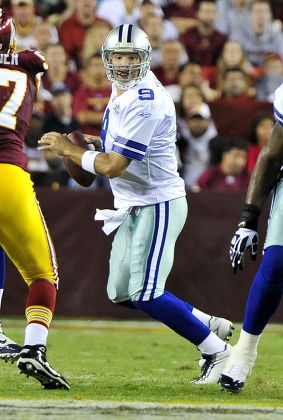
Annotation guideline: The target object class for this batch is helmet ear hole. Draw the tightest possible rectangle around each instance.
[102,24,152,90]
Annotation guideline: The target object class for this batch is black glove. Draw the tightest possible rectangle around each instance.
[230,204,260,273]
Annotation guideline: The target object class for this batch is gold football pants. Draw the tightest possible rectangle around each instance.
[0,164,58,286]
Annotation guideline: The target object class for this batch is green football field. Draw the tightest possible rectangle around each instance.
[0,319,282,419]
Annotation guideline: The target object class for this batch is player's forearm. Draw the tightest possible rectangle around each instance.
[82,151,130,178]
[246,123,283,210]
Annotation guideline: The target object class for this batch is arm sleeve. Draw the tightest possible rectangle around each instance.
[112,100,160,161]
[273,83,283,126]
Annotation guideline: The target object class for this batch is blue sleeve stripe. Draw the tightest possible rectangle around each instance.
[112,144,144,160]
[116,136,147,152]
[274,106,283,126]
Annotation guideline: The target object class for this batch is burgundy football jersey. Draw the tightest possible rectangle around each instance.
[0,50,47,170]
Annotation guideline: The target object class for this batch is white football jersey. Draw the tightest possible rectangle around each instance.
[100,70,185,208]
[274,83,283,126]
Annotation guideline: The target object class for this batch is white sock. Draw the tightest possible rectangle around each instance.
[198,332,226,355]
[192,308,211,325]
[236,329,261,353]
[24,323,48,346]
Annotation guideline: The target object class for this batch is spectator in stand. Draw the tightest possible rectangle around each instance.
[59,0,110,68]
[96,0,140,27]
[215,0,251,38]
[42,43,81,96]
[142,13,181,69]
[82,21,110,64]
[139,0,178,40]
[33,19,59,52]
[247,113,275,173]
[179,62,220,103]
[153,40,187,103]
[177,97,218,189]
[181,0,227,67]
[47,0,76,28]
[256,54,283,102]
[72,53,111,136]
[217,67,255,99]
[217,41,256,85]
[162,0,197,35]
[43,82,79,135]
[231,0,283,67]
[197,140,250,192]
[11,0,43,50]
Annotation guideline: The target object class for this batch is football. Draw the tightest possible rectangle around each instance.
[64,131,96,187]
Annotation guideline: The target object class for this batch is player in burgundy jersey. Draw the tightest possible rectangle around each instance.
[0,9,69,389]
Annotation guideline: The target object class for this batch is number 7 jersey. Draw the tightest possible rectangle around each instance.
[0,49,48,170]
[101,70,185,208]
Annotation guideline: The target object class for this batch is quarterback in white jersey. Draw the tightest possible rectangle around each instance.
[39,24,234,385]
[103,69,185,208]
[220,82,283,392]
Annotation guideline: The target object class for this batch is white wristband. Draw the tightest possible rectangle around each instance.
[81,150,101,174]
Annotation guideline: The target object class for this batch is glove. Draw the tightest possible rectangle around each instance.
[230,203,260,273]
[230,228,258,273]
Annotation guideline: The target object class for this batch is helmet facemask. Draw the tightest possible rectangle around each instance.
[102,25,152,90]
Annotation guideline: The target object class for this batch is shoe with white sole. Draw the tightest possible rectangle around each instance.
[17,345,70,390]
[193,344,232,384]
[219,345,257,392]
[208,316,234,341]
[0,321,22,363]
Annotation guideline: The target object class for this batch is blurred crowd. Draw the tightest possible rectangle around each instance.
[3,0,283,191]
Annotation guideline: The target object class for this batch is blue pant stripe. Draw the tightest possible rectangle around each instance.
[149,201,169,299]
[140,204,160,301]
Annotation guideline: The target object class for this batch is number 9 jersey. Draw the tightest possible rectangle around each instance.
[0,49,48,170]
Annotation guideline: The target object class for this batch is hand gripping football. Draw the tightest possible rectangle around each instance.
[64,131,96,187]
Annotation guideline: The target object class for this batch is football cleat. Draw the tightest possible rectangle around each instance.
[192,344,232,384]
[219,373,245,392]
[208,316,234,342]
[17,345,70,390]
[219,345,257,392]
[198,317,234,369]
[0,321,22,363]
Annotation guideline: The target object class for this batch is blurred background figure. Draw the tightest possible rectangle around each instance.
[217,41,255,86]
[181,0,227,66]
[153,39,187,103]
[72,53,111,136]
[256,54,283,102]
[42,43,81,96]
[59,0,110,68]
[162,0,197,34]
[177,99,218,189]
[217,67,254,99]
[246,112,275,173]
[11,0,43,50]
[43,82,79,134]
[197,139,250,191]
[231,0,283,67]
[215,0,251,38]
[142,13,179,68]
[33,18,59,52]
[178,62,219,103]
[82,21,110,63]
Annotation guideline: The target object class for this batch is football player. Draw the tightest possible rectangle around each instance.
[39,24,234,384]
[0,10,69,389]
[0,247,22,361]
[220,83,283,392]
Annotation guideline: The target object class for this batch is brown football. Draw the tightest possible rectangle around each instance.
[64,131,96,187]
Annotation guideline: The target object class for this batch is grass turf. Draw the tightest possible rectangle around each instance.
[0,319,282,405]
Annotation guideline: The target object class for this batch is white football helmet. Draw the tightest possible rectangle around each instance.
[102,24,152,90]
